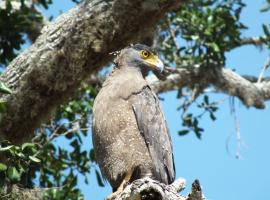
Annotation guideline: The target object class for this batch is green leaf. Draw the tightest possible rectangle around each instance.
[204,95,209,105]
[29,156,41,163]
[0,82,12,94]
[95,169,104,187]
[194,131,202,140]
[0,100,7,113]
[70,139,79,149]
[0,163,7,171]
[191,35,199,40]
[178,130,190,136]
[210,43,220,52]
[260,5,270,12]
[210,112,217,121]
[7,167,20,182]
[89,149,96,162]
[194,118,198,127]
[17,152,25,158]
[22,142,36,151]
[64,106,73,113]
[0,172,5,187]
[262,24,270,37]
[0,145,14,151]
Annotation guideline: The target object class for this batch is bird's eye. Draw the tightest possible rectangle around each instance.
[140,50,150,58]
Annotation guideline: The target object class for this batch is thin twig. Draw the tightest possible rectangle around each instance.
[166,17,180,50]
[257,56,270,83]
[230,98,242,159]
[239,36,267,47]
[35,120,89,157]
[165,15,181,63]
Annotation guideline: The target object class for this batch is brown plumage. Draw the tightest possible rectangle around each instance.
[92,44,175,196]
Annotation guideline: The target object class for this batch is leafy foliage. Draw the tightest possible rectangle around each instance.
[0,141,40,187]
[0,0,52,66]
[262,24,270,49]
[33,83,101,199]
[159,0,247,66]
[178,95,218,139]
[0,79,100,199]
[0,84,41,192]
[0,82,12,94]
[157,0,269,138]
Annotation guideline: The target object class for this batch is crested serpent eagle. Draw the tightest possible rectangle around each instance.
[92,44,175,199]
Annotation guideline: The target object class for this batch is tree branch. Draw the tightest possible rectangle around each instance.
[0,178,203,200]
[0,184,46,200]
[0,0,186,144]
[114,177,204,200]
[147,64,269,109]
[239,36,268,48]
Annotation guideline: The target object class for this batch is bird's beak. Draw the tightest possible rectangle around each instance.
[145,55,164,73]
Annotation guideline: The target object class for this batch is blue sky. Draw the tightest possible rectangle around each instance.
[41,1,270,199]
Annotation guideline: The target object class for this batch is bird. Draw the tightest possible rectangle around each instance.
[92,44,175,199]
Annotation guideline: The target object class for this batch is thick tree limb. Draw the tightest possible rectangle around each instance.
[147,65,269,109]
[0,178,203,200]
[0,0,186,144]
[0,184,45,200]
[113,177,204,200]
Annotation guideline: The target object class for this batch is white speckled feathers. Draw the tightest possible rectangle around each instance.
[92,57,175,190]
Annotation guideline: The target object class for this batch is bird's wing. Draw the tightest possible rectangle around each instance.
[130,85,175,184]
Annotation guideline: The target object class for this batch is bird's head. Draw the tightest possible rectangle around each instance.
[114,44,164,75]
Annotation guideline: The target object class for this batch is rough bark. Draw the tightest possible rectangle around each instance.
[113,177,204,200]
[147,65,269,109]
[0,184,45,200]
[0,178,204,200]
[0,0,186,144]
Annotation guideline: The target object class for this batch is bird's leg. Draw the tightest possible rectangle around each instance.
[106,170,133,200]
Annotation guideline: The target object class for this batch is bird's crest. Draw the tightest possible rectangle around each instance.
[109,50,121,68]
